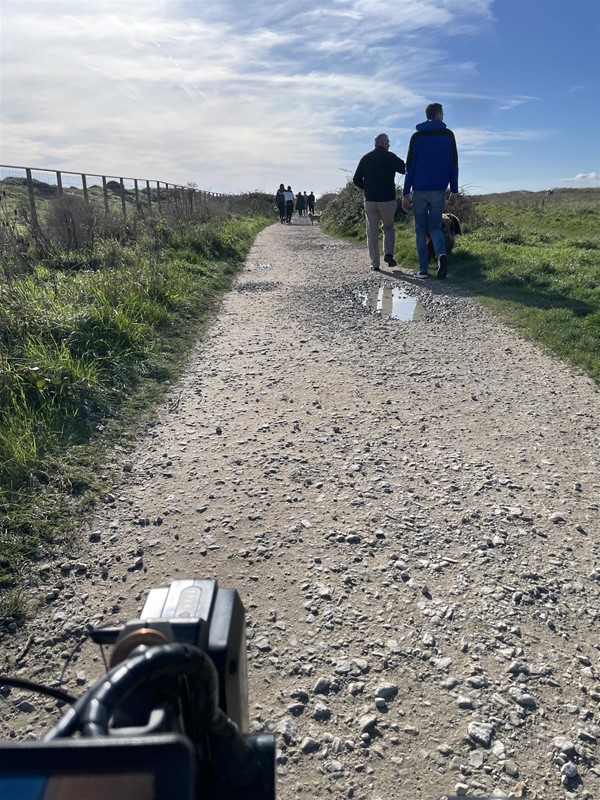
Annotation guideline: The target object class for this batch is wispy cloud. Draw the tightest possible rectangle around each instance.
[457,127,542,155]
[463,150,512,158]
[560,172,600,186]
[497,96,539,111]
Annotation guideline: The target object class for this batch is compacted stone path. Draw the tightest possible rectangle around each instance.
[1,220,599,799]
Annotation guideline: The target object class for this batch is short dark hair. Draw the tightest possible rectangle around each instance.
[425,103,443,120]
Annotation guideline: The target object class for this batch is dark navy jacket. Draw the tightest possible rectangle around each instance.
[403,119,459,195]
[353,146,406,202]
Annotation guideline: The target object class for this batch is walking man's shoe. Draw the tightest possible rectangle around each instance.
[371,266,380,271]
[437,253,448,280]
[384,254,397,267]
[414,271,429,279]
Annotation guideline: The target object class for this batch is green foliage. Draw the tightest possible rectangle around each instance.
[0,186,270,608]
[0,587,26,624]
[320,181,367,238]
[447,198,600,381]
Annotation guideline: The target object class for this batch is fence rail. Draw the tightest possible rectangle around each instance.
[0,164,227,224]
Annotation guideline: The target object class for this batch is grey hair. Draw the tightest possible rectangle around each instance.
[374,133,389,146]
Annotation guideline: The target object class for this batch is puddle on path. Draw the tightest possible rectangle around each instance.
[358,285,428,321]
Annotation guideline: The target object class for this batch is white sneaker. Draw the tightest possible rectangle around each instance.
[414,271,429,279]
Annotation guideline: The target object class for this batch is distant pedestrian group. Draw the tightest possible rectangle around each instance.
[274,185,315,224]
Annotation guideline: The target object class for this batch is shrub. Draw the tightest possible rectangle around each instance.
[320,180,365,234]
[43,194,102,250]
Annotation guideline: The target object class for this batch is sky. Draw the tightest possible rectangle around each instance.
[1,0,599,197]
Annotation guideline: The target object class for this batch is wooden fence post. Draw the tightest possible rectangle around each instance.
[56,171,63,195]
[156,181,162,211]
[102,176,109,214]
[146,180,152,209]
[25,168,38,227]
[82,174,88,203]
[119,178,127,217]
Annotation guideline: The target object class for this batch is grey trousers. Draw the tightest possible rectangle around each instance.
[364,199,397,268]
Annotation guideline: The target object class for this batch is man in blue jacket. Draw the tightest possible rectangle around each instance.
[353,133,405,271]
[402,103,459,279]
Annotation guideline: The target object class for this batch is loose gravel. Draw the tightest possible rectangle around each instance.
[1,220,599,800]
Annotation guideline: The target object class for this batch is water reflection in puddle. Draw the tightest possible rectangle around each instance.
[359,285,428,321]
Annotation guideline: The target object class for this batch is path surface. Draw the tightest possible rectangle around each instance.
[2,220,599,799]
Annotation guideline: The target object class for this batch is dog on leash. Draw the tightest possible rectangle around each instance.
[308,212,322,225]
[426,213,462,262]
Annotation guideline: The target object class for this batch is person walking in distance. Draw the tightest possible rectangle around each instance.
[295,190,306,219]
[401,102,459,280]
[283,186,295,224]
[353,133,405,271]
[307,191,315,214]
[275,183,286,224]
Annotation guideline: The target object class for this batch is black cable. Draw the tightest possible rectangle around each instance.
[0,675,77,705]
[79,644,220,738]
[42,643,262,788]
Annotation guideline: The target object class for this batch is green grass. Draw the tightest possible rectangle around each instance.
[0,187,273,620]
[323,184,600,384]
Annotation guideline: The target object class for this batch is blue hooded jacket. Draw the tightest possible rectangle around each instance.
[403,119,459,195]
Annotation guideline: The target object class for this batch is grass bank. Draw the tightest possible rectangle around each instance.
[0,185,273,621]
[322,184,600,383]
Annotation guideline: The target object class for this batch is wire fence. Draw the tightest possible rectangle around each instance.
[0,164,227,225]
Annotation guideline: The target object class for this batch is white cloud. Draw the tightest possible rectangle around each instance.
[463,150,512,158]
[559,172,600,187]
[497,96,539,111]
[438,91,539,111]
[456,127,542,155]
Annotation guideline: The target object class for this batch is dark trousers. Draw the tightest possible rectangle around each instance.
[285,201,294,223]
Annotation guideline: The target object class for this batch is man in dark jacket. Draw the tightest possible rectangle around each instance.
[402,103,459,280]
[274,183,286,224]
[353,133,405,271]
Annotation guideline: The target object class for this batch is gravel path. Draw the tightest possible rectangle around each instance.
[1,220,599,799]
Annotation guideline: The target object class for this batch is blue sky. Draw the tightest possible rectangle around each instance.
[1,0,599,196]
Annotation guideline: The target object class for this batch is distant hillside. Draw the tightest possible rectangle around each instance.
[472,187,600,205]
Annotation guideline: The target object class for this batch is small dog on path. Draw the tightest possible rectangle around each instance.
[308,212,322,225]
[427,212,462,262]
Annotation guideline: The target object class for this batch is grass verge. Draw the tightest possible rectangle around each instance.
[0,188,272,623]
